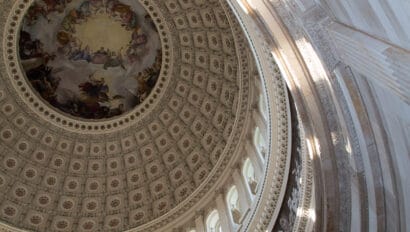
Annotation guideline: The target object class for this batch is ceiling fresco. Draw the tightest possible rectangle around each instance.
[19,0,162,119]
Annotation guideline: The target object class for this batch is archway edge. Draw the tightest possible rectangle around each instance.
[225,1,345,231]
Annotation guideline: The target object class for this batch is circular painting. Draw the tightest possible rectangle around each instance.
[19,0,162,120]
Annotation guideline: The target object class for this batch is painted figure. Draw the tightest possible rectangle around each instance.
[89,0,104,13]
[134,50,161,103]
[78,1,92,17]
[61,10,83,32]
[70,45,92,62]
[25,3,48,25]
[43,0,72,13]
[26,65,60,103]
[90,47,110,64]
[20,31,55,69]
[103,49,125,70]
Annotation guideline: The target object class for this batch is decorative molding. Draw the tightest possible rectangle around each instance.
[224,1,294,231]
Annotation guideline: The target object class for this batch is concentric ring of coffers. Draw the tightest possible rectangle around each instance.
[0,0,253,231]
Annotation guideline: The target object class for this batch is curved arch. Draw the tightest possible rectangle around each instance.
[243,158,258,195]
[206,210,223,232]
[253,126,266,159]
[259,93,268,121]
[226,185,241,224]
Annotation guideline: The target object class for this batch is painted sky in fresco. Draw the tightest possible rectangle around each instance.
[19,0,162,119]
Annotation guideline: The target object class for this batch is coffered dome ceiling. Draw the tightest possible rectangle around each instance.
[0,0,288,231]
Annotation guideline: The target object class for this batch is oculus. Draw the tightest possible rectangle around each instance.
[19,0,162,119]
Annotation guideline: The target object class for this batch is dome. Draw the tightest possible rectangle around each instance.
[1,0,409,232]
[0,0,290,231]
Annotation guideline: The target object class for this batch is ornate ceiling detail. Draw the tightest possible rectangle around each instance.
[20,0,162,120]
[0,0,266,231]
[4,0,172,132]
